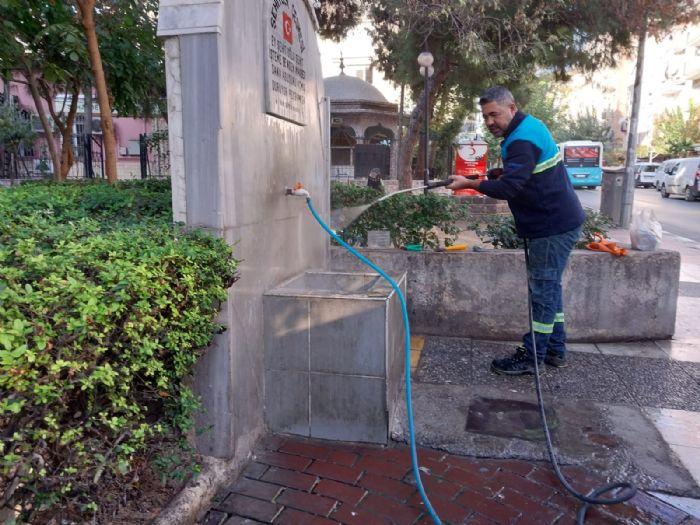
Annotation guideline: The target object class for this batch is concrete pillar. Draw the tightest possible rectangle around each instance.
[158,0,329,458]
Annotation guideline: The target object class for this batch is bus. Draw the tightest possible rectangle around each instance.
[558,140,604,188]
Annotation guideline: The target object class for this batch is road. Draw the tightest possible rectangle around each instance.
[575,187,700,244]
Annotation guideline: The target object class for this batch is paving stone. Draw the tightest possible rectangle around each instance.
[455,488,522,523]
[327,449,359,466]
[413,336,472,384]
[407,491,472,524]
[278,440,331,461]
[274,508,337,525]
[200,510,228,525]
[404,471,461,500]
[306,459,363,484]
[357,472,416,501]
[216,494,281,523]
[229,478,282,501]
[544,352,636,404]
[256,450,312,471]
[355,455,412,480]
[313,478,366,505]
[331,502,393,525]
[360,493,424,525]
[260,466,317,492]
[223,517,265,525]
[495,487,563,523]
[605,355,700,410]
[275,488,336,516]
[242,462,269,480]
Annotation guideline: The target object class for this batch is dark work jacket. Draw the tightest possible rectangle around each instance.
[479,111,585,239]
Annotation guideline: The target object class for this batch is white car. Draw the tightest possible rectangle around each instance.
[659,157,700,201]
[634,162,660,188]
[654,160,675,191]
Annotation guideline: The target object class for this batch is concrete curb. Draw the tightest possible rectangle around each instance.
[153,431,261,525]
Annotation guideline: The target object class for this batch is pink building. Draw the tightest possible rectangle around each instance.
[0,76,159,180]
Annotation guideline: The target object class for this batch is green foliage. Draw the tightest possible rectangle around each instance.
[515,77,568,142]
[561,107,614,147]
[470,207,612,249]
[331,183,469,248]
[95,0,166,118]
[330,180,383,209]
[469,214,523,249]
[0,104,36,152]
[314,0,363,42]
[578,207,614,248]
[652,102,700,157]
[0,180,237,522]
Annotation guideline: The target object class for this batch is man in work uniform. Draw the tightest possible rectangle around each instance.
[448,86,585,375]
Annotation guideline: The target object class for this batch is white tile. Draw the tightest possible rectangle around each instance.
[670,444,700,487]
[649,492,700,518]
[644,407,700,448]
[567,343,600,354]
[673,297,700,344]
[596,342,670,359]
[655,341,700,363]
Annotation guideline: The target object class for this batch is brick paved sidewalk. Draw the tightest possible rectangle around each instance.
[199,435,700,525]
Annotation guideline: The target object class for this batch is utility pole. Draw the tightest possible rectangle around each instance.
[621,23,647,228]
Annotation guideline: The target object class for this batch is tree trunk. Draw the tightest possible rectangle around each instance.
[23,69,61,180]
[397,69,448,189]
[77,0,118,183]
[58,86,80,181]
[621,23,646,228]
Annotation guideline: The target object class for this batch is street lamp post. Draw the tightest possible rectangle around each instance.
[417,51,434,194]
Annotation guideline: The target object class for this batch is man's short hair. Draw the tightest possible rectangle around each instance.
[479,86,515,106]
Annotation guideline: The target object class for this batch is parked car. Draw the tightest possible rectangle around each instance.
[634,162,660,188]
[659,157,700,201]
[654,160,675,191]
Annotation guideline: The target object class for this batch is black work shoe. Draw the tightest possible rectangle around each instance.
[544,351,568,368]
[490,347,545,376]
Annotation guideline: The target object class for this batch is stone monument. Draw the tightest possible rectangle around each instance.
[157,0,329,459]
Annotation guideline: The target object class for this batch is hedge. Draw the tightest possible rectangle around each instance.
[0,180,237,522]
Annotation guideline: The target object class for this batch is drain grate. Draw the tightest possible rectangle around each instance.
[465,397,558,441]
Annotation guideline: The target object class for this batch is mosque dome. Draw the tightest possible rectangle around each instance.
[324,74,389,104]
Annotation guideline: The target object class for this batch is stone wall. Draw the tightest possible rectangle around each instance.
[331,247,680,342]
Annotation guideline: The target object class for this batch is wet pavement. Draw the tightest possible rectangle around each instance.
[198,435,699,525]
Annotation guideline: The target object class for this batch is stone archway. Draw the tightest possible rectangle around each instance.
[330,125,357,180]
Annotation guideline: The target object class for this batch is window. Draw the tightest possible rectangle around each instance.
[126,139,140,156]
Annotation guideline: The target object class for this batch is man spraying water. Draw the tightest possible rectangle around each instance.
[448,86,585,375]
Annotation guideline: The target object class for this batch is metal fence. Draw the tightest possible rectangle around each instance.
[139,131,170,179]
[1,131,171,182]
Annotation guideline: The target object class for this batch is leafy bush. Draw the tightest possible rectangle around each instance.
[470,207,613,249]
[330,180,383,209]
[0,180,237,522]
[331,183,469,249]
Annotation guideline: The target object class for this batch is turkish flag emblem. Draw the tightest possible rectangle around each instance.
[282,12,293,44]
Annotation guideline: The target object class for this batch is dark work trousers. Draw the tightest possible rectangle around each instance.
[522,224,583,360]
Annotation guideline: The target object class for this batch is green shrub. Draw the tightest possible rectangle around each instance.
[330,181,383,209]
[469,207,613,249]
[0,180,237,522]
[331,183,469,249]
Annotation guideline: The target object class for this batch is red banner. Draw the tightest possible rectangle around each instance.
[453,141,488,196]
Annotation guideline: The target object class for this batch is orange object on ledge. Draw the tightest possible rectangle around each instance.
[585,233,628,256]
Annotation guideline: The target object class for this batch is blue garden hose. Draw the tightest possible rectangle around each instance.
[304,195,442,525]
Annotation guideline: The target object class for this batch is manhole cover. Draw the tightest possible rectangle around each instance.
[466,397,558,441]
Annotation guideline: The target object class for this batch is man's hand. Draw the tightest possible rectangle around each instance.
[446,175,482,191]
